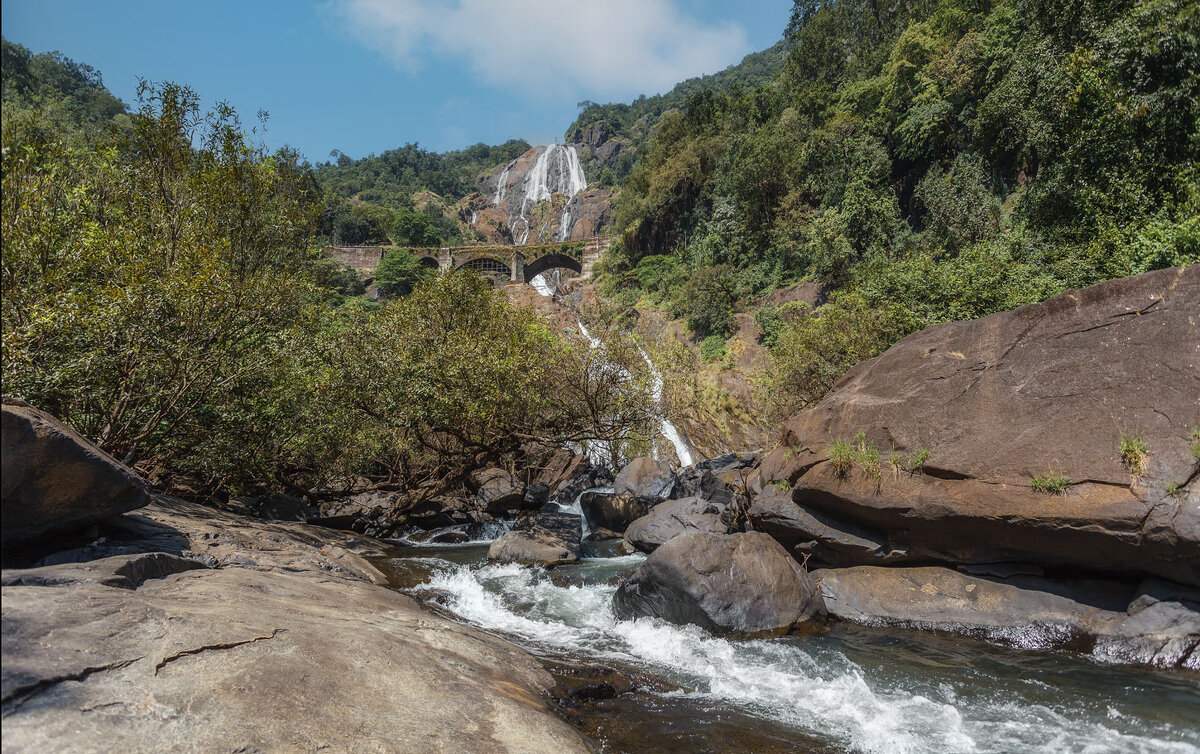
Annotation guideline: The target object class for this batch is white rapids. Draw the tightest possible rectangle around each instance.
[409,556,1200,754]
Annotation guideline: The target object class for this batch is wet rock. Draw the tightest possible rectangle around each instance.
[813,566,1200,668]
[243,493,309,522]
[780,267,1200,585]
[613,531,826,638]
[579,492,658,534]
[696,452,760,475]
[470,467,527,515]
[614,457,675,499]
[748,485,906,567]
[405,495,473,529]
[2,398,148,553]
[488,509,582,568]
[623,496,730,554]
[551,460,614,506]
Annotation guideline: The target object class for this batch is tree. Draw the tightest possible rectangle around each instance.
[392,207,441,246]
[681,265,736,337]
[375,250,434,297]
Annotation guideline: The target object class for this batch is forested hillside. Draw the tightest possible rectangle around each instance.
[313,139,531,245]
[567,41,788,186]
[596,0,1199,418]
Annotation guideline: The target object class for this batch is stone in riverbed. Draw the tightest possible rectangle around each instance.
[579,491,658,534]
[813,565,1200,668]
[622,496,730,554]
[614,457,675,499]
[1,397,148,554]
[613,531,826,638]
[488,508,582,567]
[470,467,528,515]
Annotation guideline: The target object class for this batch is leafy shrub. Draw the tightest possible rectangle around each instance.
[681,265,736,337]
[700,335,727,362]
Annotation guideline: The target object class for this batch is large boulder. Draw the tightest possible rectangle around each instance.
[613,531,826,637]
[748,485,906,567]
[579,491,658,534]
[1,398,148,553]
[779,267,1200,585]
[813,566,1199,668]
[1,496,589,752]
[487,508,582,568]
[614,457,675,499]
[622,496,731,554]
[470,467,528,515]
[670,467,734,506]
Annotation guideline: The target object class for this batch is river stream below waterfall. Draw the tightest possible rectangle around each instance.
[371,515,1200,754]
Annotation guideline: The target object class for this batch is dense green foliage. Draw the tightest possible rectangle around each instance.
[1,50,653,502]
[375,250,435,297]
[2,37,126,135]
[598,0,1199,416]
[314,140,531,246]
[568,42,788,187]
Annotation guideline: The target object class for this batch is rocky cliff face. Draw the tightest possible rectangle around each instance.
[460,144,614,245]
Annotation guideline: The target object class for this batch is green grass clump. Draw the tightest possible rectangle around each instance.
[1031,471,1072,495]
[855,432,881,483]
[907,448,931,473]
[770,479,792,492]
[829,439,855,478]
[1166,482,1184,497]
[888,449,903,479]
[1190,429,1200,462]
[1119,433,1149,476]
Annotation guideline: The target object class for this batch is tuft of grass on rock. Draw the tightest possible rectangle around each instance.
[1119,433,1150,476]
[1166,482,1184,497]
[1031,471,1071,495]
[770,479,792,492]
[829,439,855,478]
[888,449,903,479]
[1190,429,1200,462]
[907,448,931,473]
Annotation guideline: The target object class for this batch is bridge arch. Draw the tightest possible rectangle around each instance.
[523,253,583,283]
[417,255,439,269]
[457,257,512,278]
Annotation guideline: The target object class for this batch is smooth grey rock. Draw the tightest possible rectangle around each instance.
[613,531,826,637]
[623,496,729,554]
[614,457,675,499]
[488,509,582,568]
[580,492,657,534]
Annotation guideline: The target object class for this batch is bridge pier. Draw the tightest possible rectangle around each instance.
[510,253,525,283]
[438,248,452,272]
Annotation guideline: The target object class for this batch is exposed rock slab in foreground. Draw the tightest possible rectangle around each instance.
[768,266,1200,584]
[614,531,826,638]
[814,566,1200,668]
[1,498,590,752]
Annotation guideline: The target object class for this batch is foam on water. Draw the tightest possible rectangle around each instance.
[411,560,1200,754]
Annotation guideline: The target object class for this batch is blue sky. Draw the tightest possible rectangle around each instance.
[2,1,792,163]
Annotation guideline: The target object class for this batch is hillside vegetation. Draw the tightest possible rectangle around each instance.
[593,0,1199,419]
[1,40,654,503]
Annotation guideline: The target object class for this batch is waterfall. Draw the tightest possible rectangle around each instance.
[639,348,695,466]
[492,162,514,205]
[576,318,695,467]
[509,144,588,246]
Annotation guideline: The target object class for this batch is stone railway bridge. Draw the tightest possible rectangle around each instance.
[328,236,611,284]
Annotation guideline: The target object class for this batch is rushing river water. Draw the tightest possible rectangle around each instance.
[375,520,1200,753]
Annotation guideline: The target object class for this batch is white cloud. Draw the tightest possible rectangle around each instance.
[330,0,751,100]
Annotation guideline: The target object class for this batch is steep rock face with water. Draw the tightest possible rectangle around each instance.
[463,144,613,245]
[759,266,1200,585]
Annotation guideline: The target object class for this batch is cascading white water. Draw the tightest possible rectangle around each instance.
[408,558,1197,754]
[575,319,695,467]
[639,348,694,466]
[492,162,514,205]
[510,144,587,246]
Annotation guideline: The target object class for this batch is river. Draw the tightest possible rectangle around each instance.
[372,503,1200,753]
